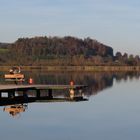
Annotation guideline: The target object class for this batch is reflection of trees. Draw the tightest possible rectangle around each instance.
[114,72,140,82]
[0,71,139,97]
[22,71,140,97]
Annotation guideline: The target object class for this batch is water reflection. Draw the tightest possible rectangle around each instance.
[0,71,140,95]
[0,71,140,118]
[0,87,88,118]
[22,71,140,96]
[3,104,28,118]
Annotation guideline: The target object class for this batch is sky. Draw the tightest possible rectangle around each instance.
[0,0,140,55]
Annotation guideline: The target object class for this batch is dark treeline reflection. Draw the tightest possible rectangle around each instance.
[23,71,140,96]
[0,71,140,97]
[0,71,140,118]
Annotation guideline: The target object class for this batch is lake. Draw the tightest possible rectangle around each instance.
[0,71,140,140]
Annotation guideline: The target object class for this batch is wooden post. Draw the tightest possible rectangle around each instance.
[23,90,28,102]
[36,89,41,98]
[8,90,15,98]
[69,89,74,99]
[48,89,53,98]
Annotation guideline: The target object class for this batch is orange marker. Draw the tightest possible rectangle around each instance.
[29,78,33,84]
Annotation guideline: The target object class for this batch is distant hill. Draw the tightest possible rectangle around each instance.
[9,36,113,65]
[11,36,113,57]
[0,36,139,66]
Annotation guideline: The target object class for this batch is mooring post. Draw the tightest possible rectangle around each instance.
[8,90,15,98]
[48,89,53,98]
[23,90,28,102]
[36,89,41,98]
[69,89,75,99]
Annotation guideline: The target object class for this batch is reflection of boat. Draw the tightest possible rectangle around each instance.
[0,85,88,118]
[4,66,24,80]
[3,104,27,117]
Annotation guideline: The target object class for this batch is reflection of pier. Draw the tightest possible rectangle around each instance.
[0,84,88,106]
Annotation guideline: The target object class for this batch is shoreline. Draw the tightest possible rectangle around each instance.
[0,66,140,72]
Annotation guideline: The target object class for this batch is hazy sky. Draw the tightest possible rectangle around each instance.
[0,0,140,55]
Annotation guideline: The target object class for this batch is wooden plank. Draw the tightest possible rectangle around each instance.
[4,74,24,79]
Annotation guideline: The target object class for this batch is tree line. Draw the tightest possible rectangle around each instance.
[0,36,139,66]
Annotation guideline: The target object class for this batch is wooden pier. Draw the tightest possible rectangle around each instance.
[0,84,88,105]
[0,84,87,92]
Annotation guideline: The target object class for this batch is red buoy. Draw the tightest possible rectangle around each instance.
[29,78,33,84]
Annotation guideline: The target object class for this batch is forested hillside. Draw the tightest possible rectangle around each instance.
[0,36,139,66]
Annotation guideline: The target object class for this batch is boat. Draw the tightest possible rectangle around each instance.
[4,73,24,79]
[4,66,24,81]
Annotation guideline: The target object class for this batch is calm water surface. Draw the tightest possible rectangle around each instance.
[0,71,140,140]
